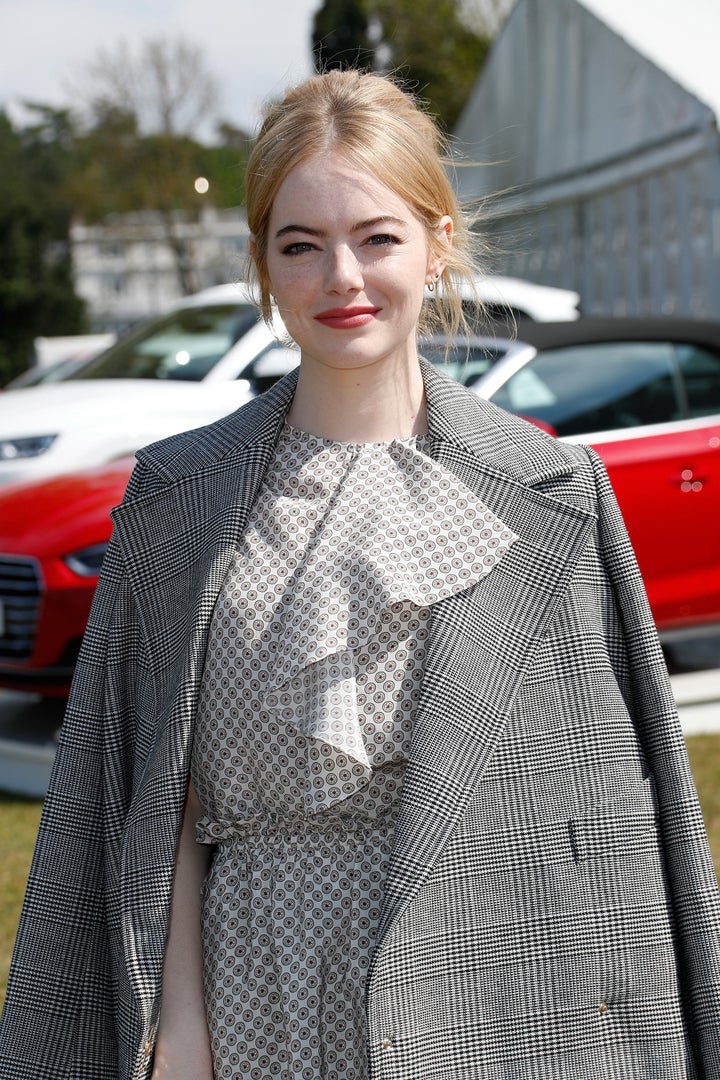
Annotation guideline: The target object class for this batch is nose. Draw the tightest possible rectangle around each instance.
[324,244,363,293]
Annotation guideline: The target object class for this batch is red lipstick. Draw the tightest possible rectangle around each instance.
[313,306,380,329]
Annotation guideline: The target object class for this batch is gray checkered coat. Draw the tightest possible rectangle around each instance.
[2,361,719,1079]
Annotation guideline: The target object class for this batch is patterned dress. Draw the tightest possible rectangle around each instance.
[191,424,516,1079]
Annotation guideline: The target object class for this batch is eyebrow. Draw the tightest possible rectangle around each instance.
[274,215,408,239]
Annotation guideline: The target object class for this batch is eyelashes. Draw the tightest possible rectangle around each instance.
[365,233,401,246]
[280,234,402,256]
[281,241,315,255]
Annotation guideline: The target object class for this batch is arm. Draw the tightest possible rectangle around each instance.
[151,782,214,1080]
[588,447,720,1066]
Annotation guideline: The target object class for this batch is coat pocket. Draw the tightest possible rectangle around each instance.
[568,774,660,865]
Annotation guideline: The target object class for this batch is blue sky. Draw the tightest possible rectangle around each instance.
[1,0,718,136]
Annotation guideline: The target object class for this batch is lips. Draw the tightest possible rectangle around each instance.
[313,306,380,329]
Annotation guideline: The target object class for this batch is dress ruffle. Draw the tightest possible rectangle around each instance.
[252,432,517,808]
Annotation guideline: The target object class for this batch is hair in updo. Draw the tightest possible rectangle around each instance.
[245,69,483,338]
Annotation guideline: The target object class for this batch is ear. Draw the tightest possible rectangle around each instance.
[426,216,454,282]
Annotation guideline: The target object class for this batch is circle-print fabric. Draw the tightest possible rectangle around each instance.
[191,424,516,1078]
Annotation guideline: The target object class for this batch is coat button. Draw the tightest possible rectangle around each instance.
[382,1037,393,1050]
[598,1002,609,1015]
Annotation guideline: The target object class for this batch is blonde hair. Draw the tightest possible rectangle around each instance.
[245,69,483,338]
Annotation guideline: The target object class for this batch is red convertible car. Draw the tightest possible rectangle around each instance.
[1,317,718,696]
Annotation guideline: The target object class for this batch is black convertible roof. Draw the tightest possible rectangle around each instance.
[513,316,720,351]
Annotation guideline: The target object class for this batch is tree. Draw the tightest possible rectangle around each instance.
[311,0,496,130]
[313,0,375,71]
[69,37,233,295]
[81,36,219,138]
[0,38,254,380]
[0,108,86,384]
[375,0,492,130]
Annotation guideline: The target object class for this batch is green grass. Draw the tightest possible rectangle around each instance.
[686,733,720,880]
[1,734,720,1007]
[0,794,43,999]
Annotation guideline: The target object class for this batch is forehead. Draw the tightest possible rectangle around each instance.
[269,154,419,227]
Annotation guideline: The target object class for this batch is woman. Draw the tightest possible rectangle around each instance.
[2,70,719,1080]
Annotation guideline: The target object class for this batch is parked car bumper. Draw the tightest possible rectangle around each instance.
[0,553,101,697]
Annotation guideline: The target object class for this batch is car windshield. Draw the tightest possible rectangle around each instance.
[421,338,509,386]
[65,303,259,382]
[6,355,91,389]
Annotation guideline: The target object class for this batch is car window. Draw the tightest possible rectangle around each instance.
[490,342,684,436]
[65,304,259,382]
[420,341,507,386]
[235,345,299,395]
[676,344,720,418]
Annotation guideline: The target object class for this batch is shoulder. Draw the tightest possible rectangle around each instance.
[125,368,299,497]
[422,358,590,486]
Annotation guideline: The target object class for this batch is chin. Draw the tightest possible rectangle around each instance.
[304,339,418,372]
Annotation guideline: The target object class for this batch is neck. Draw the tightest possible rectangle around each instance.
[286,354,427,442]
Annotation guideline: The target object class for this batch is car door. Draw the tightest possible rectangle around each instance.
[484,339,720,632]
[592,419,720,629]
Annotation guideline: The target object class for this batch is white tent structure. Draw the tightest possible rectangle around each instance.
[453,0,720,319]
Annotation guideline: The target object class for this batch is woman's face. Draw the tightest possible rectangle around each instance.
[263,154,451,378]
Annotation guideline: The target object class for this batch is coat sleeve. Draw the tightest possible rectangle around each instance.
[588,447,720,1070]
[0,464,155,1080]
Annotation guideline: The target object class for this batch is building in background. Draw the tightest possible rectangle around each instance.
[453,0,720,319]
[71,205,250,333]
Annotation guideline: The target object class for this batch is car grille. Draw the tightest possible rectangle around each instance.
[0,556,42,662]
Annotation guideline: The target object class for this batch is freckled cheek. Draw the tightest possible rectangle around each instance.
[268,269,317,313]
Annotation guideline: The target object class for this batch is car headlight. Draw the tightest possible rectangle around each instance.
[0,435,58,460]
[64,543,109,577]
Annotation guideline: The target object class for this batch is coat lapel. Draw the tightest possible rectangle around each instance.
[110,372,299,716]
[374,362,597,948]
[110,373,298,1014]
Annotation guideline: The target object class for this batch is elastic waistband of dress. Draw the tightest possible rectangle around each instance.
[196,810,394,846]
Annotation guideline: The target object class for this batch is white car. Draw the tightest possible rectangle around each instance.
[449,274,580,323]
[0,277,577,485]
[33,333,118,369]
[0,287,297,485]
